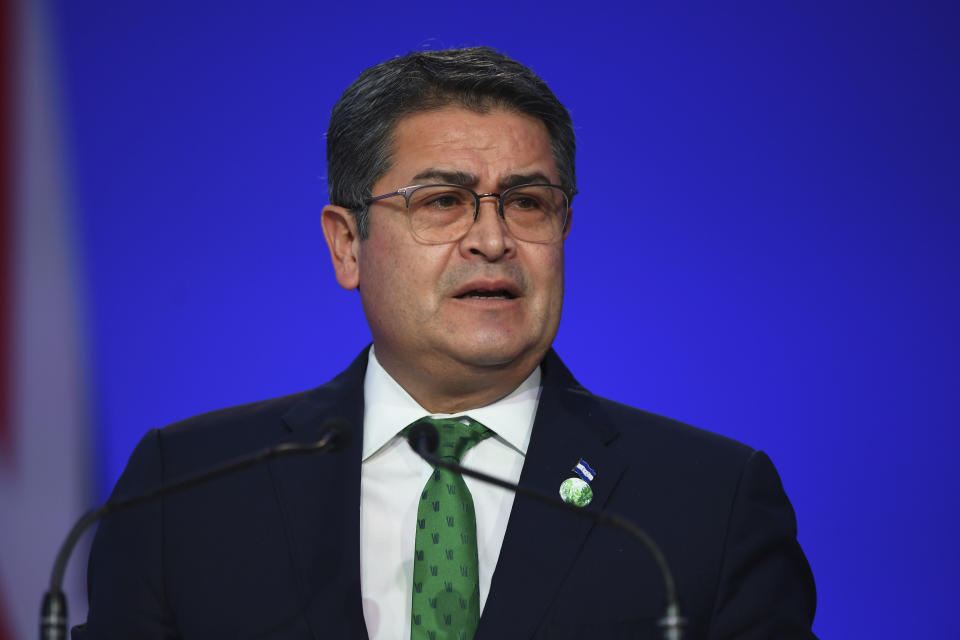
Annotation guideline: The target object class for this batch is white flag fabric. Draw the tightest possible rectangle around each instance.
[0,0,92,637]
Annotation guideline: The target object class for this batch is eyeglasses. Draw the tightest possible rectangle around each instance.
[364,183,574,244]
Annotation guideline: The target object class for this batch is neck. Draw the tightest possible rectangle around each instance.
[375,349,542,414]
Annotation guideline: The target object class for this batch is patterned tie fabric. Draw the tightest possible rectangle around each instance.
[408,417,492,640]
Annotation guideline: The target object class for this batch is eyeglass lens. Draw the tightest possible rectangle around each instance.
[406,185,568,243]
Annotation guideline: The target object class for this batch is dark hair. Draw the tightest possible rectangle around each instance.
[326,47,576,238]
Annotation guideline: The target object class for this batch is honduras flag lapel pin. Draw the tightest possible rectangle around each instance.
[559,458,596,507]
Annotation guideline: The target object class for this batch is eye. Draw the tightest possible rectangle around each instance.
[425,194,462,209]
[413,187,471,211]
[505,193,546,211]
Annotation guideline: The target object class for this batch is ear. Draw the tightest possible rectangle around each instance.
[321,204,361,290]
[562,207,573,241]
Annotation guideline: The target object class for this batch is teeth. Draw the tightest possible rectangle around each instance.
[462,290,511,299]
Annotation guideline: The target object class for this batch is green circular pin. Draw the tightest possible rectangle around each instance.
[559,477,593,507]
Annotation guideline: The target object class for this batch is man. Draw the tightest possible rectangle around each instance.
[76,48,816,639]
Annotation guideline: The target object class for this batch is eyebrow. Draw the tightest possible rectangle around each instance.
[497,172,552,191]
[409,168,554,191]
[411,169,478,186]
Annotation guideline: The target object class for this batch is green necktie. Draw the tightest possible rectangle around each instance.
[409,417,492,640]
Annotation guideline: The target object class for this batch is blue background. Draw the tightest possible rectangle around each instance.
[50,1,959,637]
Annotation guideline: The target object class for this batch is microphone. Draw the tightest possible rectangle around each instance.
[406,419,439,457]
[40,418,352,640]
[406,420,685,640]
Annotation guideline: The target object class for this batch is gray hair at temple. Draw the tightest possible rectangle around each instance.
[326,47,577,239]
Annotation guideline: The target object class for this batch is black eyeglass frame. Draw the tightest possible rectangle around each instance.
[363,182,577,244]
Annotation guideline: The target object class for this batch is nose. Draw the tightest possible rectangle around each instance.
[458,197,515,261]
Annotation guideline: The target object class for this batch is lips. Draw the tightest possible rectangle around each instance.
[452,279,521,300]
[457,289,516,299]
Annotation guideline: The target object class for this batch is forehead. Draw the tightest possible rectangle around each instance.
[382,106,558,186]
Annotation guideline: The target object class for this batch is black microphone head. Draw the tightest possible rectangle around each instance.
[407,420,439,455]
[319,418,352,452]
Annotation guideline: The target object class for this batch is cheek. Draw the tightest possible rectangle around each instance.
[360,221,411,283]
[538,248,566,296]
[546,252,567,321]
[358,235,450,317]
[524,247,566,324]
[357,238,402,317]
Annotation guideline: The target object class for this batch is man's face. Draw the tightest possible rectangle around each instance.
[346,106,569,387]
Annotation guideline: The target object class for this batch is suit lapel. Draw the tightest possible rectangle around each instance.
[477,351,628,638]
[268,349,371,639]
[263,348,623,639]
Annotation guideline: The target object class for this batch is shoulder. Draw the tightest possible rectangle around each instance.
[117,348,370,491]
[542,349,756,471]
[583,392,772,523]
[592,393,756,469]
[161,388,317,452]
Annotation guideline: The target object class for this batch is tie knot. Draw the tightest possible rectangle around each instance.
[416,417,491,463]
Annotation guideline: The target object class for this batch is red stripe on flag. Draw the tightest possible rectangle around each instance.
[0,0,15,633]
[0,0,11,464]
[0,581,12,640]
[0,0,14,632]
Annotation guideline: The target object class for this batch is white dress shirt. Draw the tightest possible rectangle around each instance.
[359,348,540,640]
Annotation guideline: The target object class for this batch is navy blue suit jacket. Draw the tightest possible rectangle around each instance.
[75,349,816,638]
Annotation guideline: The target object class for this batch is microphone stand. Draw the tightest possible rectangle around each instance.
[40,422,349,640]
[409,425,685,640]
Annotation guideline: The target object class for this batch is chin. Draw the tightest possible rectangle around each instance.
[448,338,544,371]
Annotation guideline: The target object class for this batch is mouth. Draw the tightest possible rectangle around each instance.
[452,280,521,300]
[454,288,517,300]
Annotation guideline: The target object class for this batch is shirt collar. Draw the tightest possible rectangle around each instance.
[362,347,541,461]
